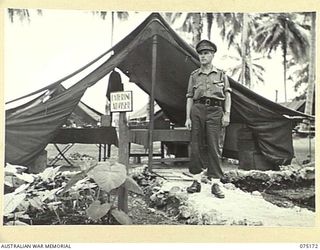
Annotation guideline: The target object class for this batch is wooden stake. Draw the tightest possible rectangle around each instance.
[118,112,129,212]
[118,112,129,166]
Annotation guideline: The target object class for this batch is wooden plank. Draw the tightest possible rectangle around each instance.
[51,127,118,145]
[153,171,193,178]
[162,177,193,181]
[152,165,189,170]
[129,153,162,157]
[129,129,191,144]
[154,173,181,177]
[152,157,190,163]
[152,130,191,142]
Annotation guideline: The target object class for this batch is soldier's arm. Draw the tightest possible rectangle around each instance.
[222,74,231,127]
[223,74,232,114]
[186,98,194,120]
[185,74,195,129]
[224,92,231,114]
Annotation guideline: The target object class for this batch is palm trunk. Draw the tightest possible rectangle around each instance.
[283,21,288,102]
[248,48,253,88]
[206,13,213,40]
[304,12,316,117]
[283,50,287,102]
[191,13,202,47]
[300,12,316,161]
[241,13,248,85]
[111,11,114,46]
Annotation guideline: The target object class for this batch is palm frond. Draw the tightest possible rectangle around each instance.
[206,13,213,39]
[235,43,242,56]
[8,8,31,23]
[226,31,237,48]
[252,56,265,61]
[116,12,129,21]
[269,24,283,47]
[222,55,241,61]
[252,63,265,72]
[229,65,242,79]
[286,21,310,60]
[165,12,183,24]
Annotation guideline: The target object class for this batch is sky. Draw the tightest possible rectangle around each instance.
[4,9,302,115]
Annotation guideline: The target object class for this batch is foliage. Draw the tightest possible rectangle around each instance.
[255,13,310,62]
[162,12,204,47]
[7,9,42,23]
[3,161,143,225]
[92,11,129,21]
[254,13,310,100]
[164,11,312,93]
[87,162,127,193]
[7,9,128,23]
[213,13,259,49]
[287,59,309,94]
[223,43,265,87]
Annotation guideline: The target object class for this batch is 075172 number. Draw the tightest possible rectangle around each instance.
[300,244,319,248]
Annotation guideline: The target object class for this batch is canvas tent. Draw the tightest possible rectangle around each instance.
[129,102,162,121]
[66,101,102,127]
[281,99,315,115]
[5,12,312,167]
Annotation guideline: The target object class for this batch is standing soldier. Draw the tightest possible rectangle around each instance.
[185,40,232,198]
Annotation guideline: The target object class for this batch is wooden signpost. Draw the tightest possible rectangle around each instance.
[110,90,132,213]
[111,35,158,212]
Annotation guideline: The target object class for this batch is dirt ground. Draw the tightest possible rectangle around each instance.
[45,136,315,226]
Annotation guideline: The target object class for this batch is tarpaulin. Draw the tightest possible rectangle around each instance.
[5,12,312,167]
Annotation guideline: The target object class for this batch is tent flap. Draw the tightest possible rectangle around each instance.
[6,84,87,166]
[5,12,312,167]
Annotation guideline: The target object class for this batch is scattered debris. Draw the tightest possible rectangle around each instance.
[131,165,315,226]
[221,163,315,211]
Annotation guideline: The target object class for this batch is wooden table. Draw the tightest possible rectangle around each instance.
[50,127,118,165]
[129,128,191,163]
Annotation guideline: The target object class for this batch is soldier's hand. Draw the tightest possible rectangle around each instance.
[222,113,230,127]
[185,118,192,130]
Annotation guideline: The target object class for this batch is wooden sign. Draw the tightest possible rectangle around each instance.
[110,91,133,112]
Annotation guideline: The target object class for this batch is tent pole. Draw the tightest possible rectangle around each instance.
[148,35,158,171]
[308,125,312,162]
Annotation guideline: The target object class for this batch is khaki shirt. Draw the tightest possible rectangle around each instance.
[186,66,232,101]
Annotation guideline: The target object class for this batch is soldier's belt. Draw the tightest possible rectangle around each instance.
[195,97,223,107]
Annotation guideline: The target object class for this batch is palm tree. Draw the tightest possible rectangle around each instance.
[205,13,214,40]
[213,13,262,86]
[8,8,42,22]
[203,13,263,86]
[254,13,310,102]
[288,61,309,95]
[163,12,262,87]
[91,11,128,46]
[213,13,243,48]
[223,43,265,87]
[304,12,315,117]
[92,11,128,46]
[163,12,203,47]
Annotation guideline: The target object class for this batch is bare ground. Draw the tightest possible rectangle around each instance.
[44,136,315,226]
